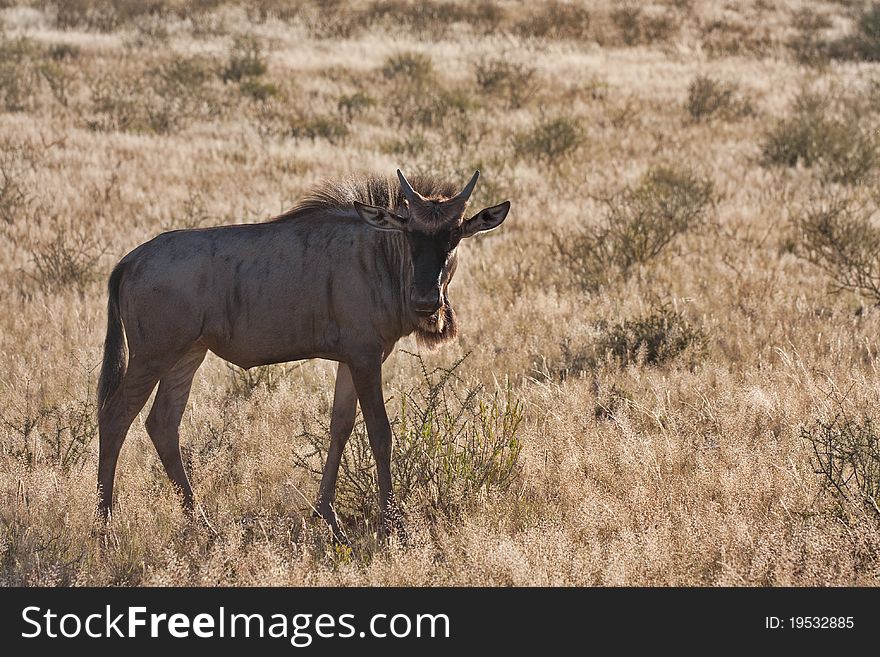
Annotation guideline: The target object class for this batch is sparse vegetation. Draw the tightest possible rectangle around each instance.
[2,0,880,586]
[29,230,105,292]
[610,5,676,46]
[789,8,833,65]
[380,51,434,87]
[686,75,750,123]
[555,166,714,288]
[221,34,268,83]
[474,59,539,110]
[226,363,299,398]
[803,412,880,521]
[595,305,707,368]
[296,354,523,532]
[514,116,583,162]
[763,91,878,185]
[514,1,591,40]
[828,2,880,62]
[1,383,97,472]
[792,195,880,303]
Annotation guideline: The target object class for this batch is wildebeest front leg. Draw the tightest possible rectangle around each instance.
[349,356,406,541]
[314,363,358,541]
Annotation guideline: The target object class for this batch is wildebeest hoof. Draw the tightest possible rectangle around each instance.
[312,509,350,546]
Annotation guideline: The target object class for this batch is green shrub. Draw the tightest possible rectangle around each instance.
[554,166,713,288]
[87,55,218,134]
[390,86,473,131]
[763,91,878,185]
[295,353,524,529]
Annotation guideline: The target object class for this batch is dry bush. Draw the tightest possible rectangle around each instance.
[595,304,707,368]
[239,78,278,101]
[803,412,880,522]
[1,384,97,472]
[296,354,524,532]
[287,113,350,143]
[473,58,539,110]
[685,75,750,123]
[221,34,267,83]
[87,54,220,134]
[226,363,300,398]
[554,166,714,289]
[379,52,476,136]
[827,2,880,62]
[0,36,41,113]
[555,304,706,378]
[514,1,592,40]
[337,91,375,122]
[362,0,503,35]
[762,91,878,186]
[47,43,81,61]
[513,116,583,162]
[0,144,35,225]
[789,7,833,65]
[610,4,676,46]
[29,230,105,292]
[792,194,880,302]
[380,51,434,87]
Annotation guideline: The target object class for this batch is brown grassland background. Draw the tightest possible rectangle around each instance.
[3,0,880,585]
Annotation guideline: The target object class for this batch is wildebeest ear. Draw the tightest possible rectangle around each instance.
[460,200,510,238]
[354,201,408,231]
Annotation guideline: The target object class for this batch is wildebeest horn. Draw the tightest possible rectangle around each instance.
[397,169,418,204]
[456,170,480,203]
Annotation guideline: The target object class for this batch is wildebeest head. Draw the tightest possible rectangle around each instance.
[354,169,510,342]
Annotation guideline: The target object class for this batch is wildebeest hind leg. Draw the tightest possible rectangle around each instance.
[314,363,357,541]
[145,346,207,515]
[97,357,167,518]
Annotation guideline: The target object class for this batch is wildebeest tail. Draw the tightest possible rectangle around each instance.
[97,262,127,412]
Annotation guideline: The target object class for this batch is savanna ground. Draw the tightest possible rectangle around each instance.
[3,0,880,586]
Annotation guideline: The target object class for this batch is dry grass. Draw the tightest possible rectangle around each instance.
[2,0,880,586]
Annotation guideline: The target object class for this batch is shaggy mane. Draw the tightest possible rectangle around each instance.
[270,174,458,222]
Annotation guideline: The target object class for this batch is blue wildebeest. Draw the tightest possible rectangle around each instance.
[96,169,510,539]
